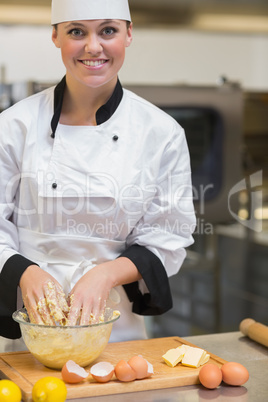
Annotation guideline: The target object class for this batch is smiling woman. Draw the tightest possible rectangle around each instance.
[0,0,196,343]
[49,2,132,128]
[51,18,132,123]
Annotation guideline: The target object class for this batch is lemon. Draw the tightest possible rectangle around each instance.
[0,379,22,402]
[32,376,67,402]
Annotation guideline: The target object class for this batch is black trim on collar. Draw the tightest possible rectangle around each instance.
[50,77,123,138]
[51,76,66,138]
[96,79,123,125]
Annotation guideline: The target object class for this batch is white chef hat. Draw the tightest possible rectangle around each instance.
[51,0,131,25]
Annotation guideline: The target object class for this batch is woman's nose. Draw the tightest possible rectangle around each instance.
[85,34,102,55]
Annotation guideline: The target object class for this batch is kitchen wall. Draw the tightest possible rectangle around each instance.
[0,24,268,90]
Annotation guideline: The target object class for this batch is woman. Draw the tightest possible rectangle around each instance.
[0,0,196,342]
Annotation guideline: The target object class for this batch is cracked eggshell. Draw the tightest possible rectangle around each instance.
[128,355,148,379]
[115,360,136,382]
[90,362,114,383]
[146,359,154,377]
[61,360,89,384]
[128,355,151,379]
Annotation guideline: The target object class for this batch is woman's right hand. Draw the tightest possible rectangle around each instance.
[19,265,69,325]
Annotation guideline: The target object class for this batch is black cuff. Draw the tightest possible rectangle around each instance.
[0,254,37,339]
[120,245,173,316]
[0,317,22,339]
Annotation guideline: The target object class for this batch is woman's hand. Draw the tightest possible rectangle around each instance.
[68,257,141,326]
[19,265,69,325]
[67,264,111,325]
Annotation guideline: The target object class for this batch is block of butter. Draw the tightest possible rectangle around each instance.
[162,345,210,368]
[181,346,210,368]
[162,345,187,367]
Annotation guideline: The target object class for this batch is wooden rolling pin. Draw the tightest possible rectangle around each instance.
[240,318,268,348]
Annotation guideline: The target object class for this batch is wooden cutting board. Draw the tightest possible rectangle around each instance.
[0,336,227,401]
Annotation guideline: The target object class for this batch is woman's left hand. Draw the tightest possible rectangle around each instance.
[67,264,112,325]
[67,258,141,325]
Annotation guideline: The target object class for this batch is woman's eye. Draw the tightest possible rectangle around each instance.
[102,27,117,36]
[69,28,84,37]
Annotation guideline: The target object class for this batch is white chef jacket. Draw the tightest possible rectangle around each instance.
[0,79,196,341]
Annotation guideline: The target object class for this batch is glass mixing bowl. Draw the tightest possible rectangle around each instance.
[12,308,120,369]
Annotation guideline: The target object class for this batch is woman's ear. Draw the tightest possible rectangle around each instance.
[52,26,60,48]
[126,22,133,47]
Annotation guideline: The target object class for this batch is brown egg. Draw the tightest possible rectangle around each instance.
[221,362,249,386]
[199,363,222,389]
[61,360,89,384]
[115,360,136,382]
[90,362,114,383]
[128,355,149,379]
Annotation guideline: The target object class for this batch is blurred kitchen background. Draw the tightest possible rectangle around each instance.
[0,0,267,339]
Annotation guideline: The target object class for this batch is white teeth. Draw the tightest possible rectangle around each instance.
[81,60,106,66]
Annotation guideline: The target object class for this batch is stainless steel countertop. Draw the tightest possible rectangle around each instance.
[70,331,268,402]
